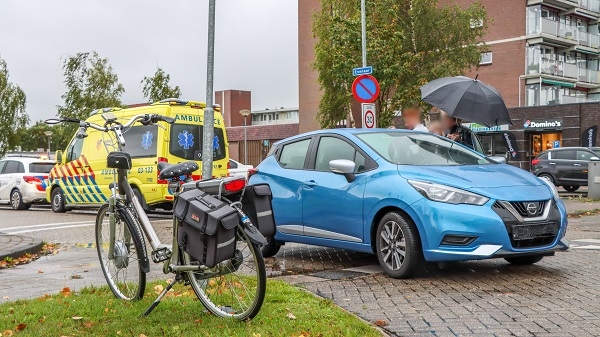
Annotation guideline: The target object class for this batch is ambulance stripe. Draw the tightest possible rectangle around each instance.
[64,194,72,203]
[83,193,94,203]
[60,165,69,178]
[91,193,102,203]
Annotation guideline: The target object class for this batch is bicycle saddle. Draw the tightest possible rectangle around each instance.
[157,161,199,180]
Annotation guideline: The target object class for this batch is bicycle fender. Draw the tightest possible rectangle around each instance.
[243,225,267,247]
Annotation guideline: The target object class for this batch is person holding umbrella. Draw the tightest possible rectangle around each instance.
[442,113,476,150]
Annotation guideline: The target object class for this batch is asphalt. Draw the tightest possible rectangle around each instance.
[1,198,598,261]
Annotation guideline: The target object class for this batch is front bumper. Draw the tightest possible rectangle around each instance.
[410,197,568,262]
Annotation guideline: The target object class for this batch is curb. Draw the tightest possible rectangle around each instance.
[0,235,44,260]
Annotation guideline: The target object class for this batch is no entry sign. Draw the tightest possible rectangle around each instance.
[362,103,376,129]
[352,75,380,103]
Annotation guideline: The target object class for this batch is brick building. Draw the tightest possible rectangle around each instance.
[298,0,600,169]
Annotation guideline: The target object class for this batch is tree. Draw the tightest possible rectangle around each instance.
[56,51,124,148]
[15,121,57,152]
[141,67,182,103]
[313,0,488,128]
[0,56,28,157]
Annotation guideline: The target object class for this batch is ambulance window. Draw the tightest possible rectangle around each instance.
[67,138,84,162]
[169,124,226,161]
[123,125,159,158]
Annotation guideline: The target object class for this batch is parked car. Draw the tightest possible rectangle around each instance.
[532,147,600,192]
[0,155,55,210]
[249,129,568,279]
[228,159,253,179]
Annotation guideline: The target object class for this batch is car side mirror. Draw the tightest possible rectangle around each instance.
[329,159,356,182]
[55,150,64,164]
[590,156,600,161]
[489,156,506,164]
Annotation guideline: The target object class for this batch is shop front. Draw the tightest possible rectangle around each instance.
[523,117,563,158]
[464,123,510,158]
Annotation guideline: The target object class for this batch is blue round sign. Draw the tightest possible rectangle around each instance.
[352,75,380,103]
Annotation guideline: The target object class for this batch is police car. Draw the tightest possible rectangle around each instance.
[0,155,55,210]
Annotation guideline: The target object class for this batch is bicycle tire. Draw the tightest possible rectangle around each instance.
[95,203,147,300]
[184,225,266,320]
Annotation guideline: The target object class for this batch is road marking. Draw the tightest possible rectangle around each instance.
[3,223,95,234]
[0,221,93,232]
[572,245,600,250]
[571,239,600,244]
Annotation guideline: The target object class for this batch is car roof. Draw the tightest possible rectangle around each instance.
[273,128,422,145]
[547,147,592,151]
[0,156,54,164]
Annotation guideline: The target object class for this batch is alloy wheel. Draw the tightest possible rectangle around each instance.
[379,220,407,271]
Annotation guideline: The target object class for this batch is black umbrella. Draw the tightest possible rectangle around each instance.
[420,76,512,127]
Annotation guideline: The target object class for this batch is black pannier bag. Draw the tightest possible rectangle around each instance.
[241,184,276,237]
[174,188,239,267]
[107,151,132,169]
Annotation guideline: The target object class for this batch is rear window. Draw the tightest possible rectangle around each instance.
[537,152,548,160]
[123,125,159,158]
[29,162,55,173]
[169,124,226,161]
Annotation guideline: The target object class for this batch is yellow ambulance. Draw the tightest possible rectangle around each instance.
[47,99,229,213]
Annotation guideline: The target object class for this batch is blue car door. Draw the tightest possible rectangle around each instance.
[300,135,368,243]
[267,137,313,236]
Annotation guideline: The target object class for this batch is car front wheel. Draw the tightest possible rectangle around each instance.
[51,187,67,213]
[375,212,422,279]
[504,255,544,265]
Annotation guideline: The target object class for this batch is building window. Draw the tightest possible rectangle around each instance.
[480,52,492,65]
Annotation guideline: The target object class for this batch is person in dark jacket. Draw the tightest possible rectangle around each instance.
[442,113,476,150]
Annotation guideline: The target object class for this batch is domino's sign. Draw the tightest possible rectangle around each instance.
[523,118,563,130]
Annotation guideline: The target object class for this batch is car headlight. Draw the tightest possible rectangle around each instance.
[408,180,490,206]
[538,175,559,200]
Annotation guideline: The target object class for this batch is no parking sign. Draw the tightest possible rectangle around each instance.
[362,103,376,129]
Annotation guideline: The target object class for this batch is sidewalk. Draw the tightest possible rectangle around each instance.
[0,234,43,260]
[562,198,600,213]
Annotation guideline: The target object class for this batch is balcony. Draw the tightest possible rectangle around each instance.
[251,118,299,126]
[527,17,600,49]
[527,57,600,84]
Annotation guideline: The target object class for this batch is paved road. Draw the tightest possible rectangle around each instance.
[2,203,600,337]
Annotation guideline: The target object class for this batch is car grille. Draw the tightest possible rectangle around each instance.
[491,200,560,249]
[508,201,546,217]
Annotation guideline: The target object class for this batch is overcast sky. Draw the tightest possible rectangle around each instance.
[0,0,299,123]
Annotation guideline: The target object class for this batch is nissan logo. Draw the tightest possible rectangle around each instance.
[526,203,538,215]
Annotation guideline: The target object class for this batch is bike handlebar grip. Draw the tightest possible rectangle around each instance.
[65,117,81,123]
[159,115,175,124]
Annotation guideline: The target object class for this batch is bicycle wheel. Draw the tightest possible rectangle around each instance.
[184,225,266,320]
[96,203,147,300]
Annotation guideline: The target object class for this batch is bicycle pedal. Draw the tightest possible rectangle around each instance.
[151,247,171,263]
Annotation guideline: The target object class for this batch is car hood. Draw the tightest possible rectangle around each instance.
[397,164,553,201]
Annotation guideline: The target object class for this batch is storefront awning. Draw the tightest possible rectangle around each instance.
[541,79,575,88]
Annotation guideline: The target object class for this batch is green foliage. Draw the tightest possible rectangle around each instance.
[141,67,182,103]
[56,51,124,148]
[14,121,59,152]
[313,0,488,128]
[0,56,29,157]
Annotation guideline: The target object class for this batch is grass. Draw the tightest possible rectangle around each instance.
[568,208,600,218]
[0,280,380,337]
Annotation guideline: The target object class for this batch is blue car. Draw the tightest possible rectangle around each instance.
[249,129,569,278]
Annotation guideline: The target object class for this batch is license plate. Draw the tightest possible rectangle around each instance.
[512,224,557,240]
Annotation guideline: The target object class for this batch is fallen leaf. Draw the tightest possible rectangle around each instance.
[116,331,122,335]
[251,333,262,337]
[83,322,94,328]
[37,270,43,274]
[286,312,297,320]
[61,287,72,297]
[374,319,388,327]
[2,296,8,299]
[194,319,202,324]
[154,284,164,294]
[2,330,13,337]
[70,275,83,279]
[140,334,147,337]
[71,316,83,320]
[104,307,109,313]
[14,324,25,332]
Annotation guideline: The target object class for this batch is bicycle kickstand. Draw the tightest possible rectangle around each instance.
[140,274,181,317]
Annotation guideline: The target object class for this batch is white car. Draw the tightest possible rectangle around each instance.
[228,159,253,179]
[0,156,55,210]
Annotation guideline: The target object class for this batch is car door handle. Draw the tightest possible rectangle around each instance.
[549,162,556,165]
[304,180,318,187]
[574,163,582,166]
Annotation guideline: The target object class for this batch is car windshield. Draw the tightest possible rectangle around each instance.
[29,162,55,173]
[356,132,493,166]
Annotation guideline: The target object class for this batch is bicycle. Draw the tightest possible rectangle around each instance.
[45,112,267,319]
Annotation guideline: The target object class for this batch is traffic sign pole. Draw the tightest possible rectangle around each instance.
[361,0,367,67]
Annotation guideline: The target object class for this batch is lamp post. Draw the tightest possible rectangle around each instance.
[43,130,53,158]
[239,109,251,164]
